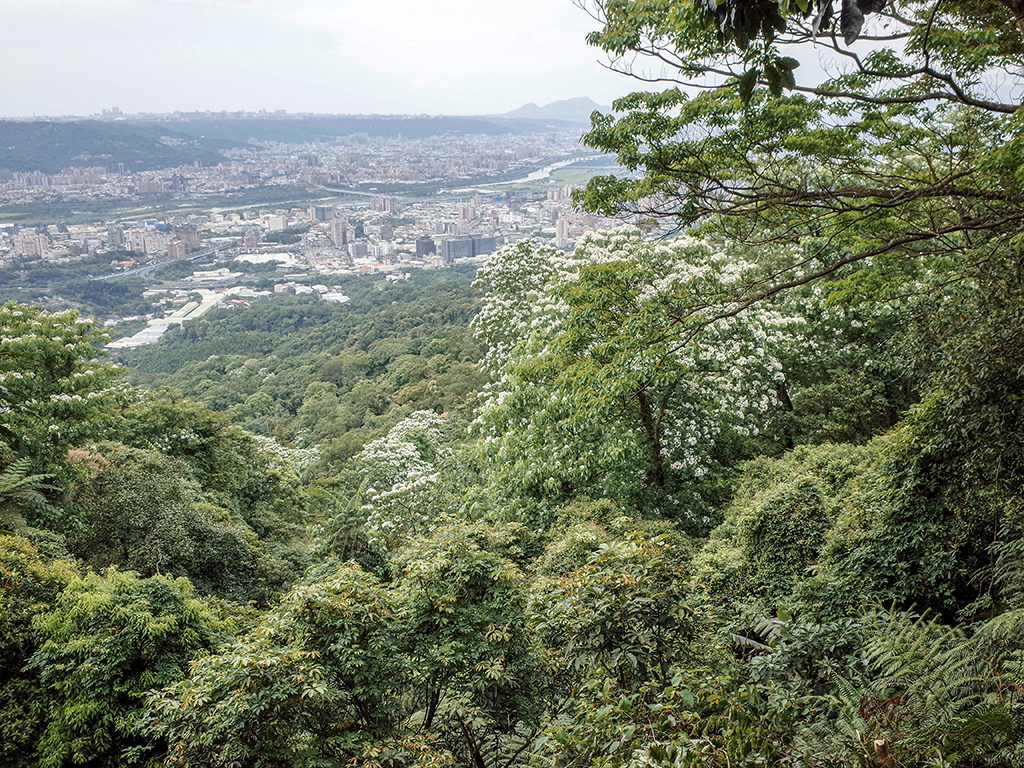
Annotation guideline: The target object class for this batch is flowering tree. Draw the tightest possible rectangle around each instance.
[473,230,809,527]
[347,411,454,549]
[578,0,1024,300]
[0,304,123,468]
[0,303,128,524]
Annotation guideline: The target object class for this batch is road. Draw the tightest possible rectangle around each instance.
[92,243,235,282]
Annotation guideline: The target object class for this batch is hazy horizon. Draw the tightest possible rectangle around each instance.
[0,97,610,122]
[3,0,629,119]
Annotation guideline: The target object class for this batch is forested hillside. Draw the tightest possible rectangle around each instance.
[4,1,1024,767]
[0,121,239,174]
[122,266,486,470]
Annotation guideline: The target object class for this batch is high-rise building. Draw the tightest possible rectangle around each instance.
[329,219,349,246]
[373,196,400,214]
[243,229,259,252]
[439,235,500,262]
[309,205,336,222]
[370,241,395,259]
[175,225,200,250]
[415,236,437,257]
[167,240,189,259]
[473,235,497,255]
[106,225,125,248]
[441,237,474,262]
[143,233,171,255]
[126,229,147,253]
[556,219,570,249]
[13,232,48,257]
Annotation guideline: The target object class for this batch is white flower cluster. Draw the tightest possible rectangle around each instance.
[251,435,322,475]
[471,228,817,512]
[353,411,450,547]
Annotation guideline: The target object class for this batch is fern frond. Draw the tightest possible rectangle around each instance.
[0,457,58,531]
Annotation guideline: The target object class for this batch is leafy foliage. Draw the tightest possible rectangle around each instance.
[149,564,398,768]
[474,230,808,527]
[122,273,487,473]
[692,442,874,605]
[0,302,124,483]
[28,569,220,768]
[0,535,77,768]
[578,0,1024,343]
[66,444,270,600]
[8,4,1024,756]
[0,458,58,534]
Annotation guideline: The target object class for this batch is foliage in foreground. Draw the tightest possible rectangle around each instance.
[6,2,1024,751]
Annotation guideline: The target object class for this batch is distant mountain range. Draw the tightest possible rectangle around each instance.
[0,99,610,175]
[163,114,560,145]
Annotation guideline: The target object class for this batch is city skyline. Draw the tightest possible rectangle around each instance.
[2,0,630,119]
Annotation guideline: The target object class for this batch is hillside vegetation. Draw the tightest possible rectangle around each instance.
[4,1,1024,766]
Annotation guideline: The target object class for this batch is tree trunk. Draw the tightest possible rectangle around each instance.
[422,685,440,730]
[1000,0,1024,42]
[873,739,896,768]
[637,389,665,488]
[459,715,488,768]
[776,382,795,450]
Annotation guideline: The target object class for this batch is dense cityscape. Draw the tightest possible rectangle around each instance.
[0,114,623,346]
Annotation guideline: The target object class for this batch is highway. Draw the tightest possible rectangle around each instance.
[92,242,236,281]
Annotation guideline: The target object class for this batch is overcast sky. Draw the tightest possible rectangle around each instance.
[2,0,632,118]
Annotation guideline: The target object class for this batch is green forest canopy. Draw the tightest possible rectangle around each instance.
[2,2,1024,766]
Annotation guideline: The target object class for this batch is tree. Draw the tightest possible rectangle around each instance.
[531,535,693,691]
[526,535,711,768]
[118,388,315,546]
[151,528,546,768]
[67,444,264,601]
[701,0,889,48]
[576,0,1024,319]
[690,442,875,606]
[28,569,220,768]
[148,564,400,768]
[572,0,1024,622]
[347,410,458,550]
[0,535,77,768]
[390,523,547,768]
[0,302,123,487]
[473,230,805,527]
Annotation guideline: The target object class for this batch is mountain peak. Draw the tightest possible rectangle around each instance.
[503,97,609,123]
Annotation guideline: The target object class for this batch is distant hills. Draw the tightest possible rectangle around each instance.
[164,115,556,145]
[0,99,610,175]
[0,121,240,175]
[501,97,609,123]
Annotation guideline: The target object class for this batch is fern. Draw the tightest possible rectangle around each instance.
[790,609,1024,766]
[991,507,1024,610]
[0,457,57,532]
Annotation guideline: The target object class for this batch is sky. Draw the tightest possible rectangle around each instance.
[2,0,632,118]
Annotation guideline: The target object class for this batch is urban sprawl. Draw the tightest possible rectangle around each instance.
[0,125,622,348]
